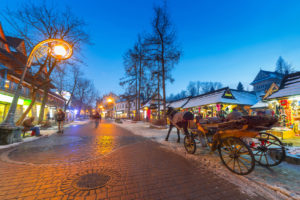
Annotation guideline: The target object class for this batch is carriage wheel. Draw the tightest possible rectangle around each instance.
[251,132,285,167]
[184,135,196,154]
[218,137,255,175]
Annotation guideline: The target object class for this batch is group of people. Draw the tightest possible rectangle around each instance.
[22,109,66,137]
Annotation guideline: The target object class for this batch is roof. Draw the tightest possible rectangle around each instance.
[231,89,258,105]
[251,70,283,85]
[49,91,66,102]
[251,101,269,109]
[5,36,24,49]
[168,97,190,109]
[183,88,258,108]
[267,71,300,99]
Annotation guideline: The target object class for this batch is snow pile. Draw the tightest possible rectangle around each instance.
[287,147,300,156]
[116,120,300,200]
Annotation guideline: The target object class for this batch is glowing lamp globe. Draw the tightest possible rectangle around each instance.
[52,45,67,57]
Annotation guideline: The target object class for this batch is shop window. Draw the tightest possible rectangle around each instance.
[0,104,6,122]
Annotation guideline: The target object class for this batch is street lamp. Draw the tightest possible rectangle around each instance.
[107,98,113,103]
[0,39,73,144]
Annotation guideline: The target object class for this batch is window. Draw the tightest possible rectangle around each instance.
[4,80,10,90]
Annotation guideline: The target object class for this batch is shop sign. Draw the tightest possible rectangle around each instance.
[24,99,32,106]
[222,89,235,99]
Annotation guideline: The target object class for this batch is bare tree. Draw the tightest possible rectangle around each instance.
[275,56,294,75]
[72,78,97,116]
[146,4,181,120]
[120,36,148,120]
[52,66,67,96]
[187,81,197,96]
[2,2,89,123]
[51,65,82,111]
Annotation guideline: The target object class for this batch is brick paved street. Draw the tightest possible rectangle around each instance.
[0,121,266,200]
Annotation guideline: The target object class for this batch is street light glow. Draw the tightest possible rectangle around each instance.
[107,98,113,103]
[53,45,67,57]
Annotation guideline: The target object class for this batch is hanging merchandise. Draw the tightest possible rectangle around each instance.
[216,104,221,111]
[280,99,289,109]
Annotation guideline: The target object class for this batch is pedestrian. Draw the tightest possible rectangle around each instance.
[56,109,65,134]
[165,107,194,143]
[46,112,50,120]
[93,111,101,128]
[22,117,42,137]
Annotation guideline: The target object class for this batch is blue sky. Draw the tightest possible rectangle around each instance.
[2,0,300,96]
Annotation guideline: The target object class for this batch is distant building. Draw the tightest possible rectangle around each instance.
[251,70,284,94]
[114,99,136,119]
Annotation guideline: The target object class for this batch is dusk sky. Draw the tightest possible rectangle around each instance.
[2,0,300,96]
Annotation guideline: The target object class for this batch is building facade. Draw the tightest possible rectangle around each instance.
[0,23,65,123]
[251,70,283,94]
[114,99,136,119]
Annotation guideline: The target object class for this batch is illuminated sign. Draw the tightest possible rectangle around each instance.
[222,89,235,99]
[0,94,24,105]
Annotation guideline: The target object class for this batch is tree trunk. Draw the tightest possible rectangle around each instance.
[127,100,131,119]
[137,61,142,121]
[135,72,138,120]
[157,62,161,120]
[16,89,37,126]
[161,45,166,122]
[38,86,49,124]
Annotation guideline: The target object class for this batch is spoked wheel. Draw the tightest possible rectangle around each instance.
[251,132,286,167]
[184,135,196,154]
[218,137,255,175]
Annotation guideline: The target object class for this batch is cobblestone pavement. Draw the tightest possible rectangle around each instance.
[0,120,266,200]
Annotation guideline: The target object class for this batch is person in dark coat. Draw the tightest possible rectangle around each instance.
[56,109,65,134]
[165,107,194,143]
[93,111,102,128]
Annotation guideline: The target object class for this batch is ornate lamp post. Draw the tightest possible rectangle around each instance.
[0,39,73,144]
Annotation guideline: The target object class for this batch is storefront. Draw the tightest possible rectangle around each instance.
[0,92,32,122]
[266,72,300,139]
[182,88,258,118]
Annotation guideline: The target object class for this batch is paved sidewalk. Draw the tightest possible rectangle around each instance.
[0,120,89,150]
[0,121,268,199]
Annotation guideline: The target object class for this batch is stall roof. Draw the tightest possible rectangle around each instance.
[182,88,258,109]
[231,90,258,105]
[168,97,190,109]
[267,72,300,99]
[251,101,269,109]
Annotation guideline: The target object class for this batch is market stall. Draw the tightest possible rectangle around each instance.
[182,88,258,118]
[266,72,300,139]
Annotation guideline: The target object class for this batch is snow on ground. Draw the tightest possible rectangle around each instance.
[116,120,300,200]
[0,120,89,150]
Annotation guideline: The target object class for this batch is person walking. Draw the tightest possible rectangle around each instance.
[93,111,101,128]
[56,109,65,134]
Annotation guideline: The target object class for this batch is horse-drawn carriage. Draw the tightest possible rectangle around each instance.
[177,116,285,175]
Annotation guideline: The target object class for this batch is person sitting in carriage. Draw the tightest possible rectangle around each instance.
[165,107,194,143]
